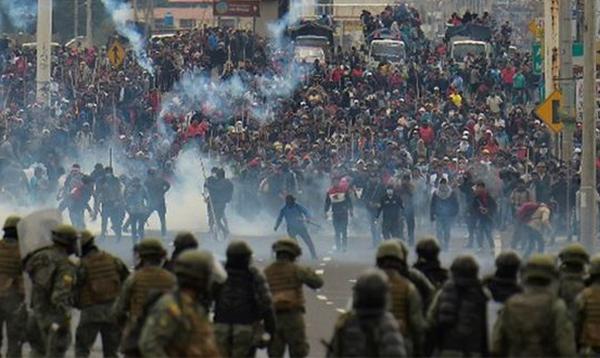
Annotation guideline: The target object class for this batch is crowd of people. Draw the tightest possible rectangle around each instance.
[0,5,593,259]
[0,215,598,357]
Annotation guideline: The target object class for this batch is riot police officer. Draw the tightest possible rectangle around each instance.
[264,238,323,358]
[0,216,26,357]
[75,230,129,358]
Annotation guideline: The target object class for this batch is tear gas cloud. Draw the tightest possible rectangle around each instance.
[0,0,37,30]
[157,0,314,128]
[0,0,323,240]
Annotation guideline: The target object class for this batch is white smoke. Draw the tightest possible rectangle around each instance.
[0,0,37,30]
[100,0,154,74]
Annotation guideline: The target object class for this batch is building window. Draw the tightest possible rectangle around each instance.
[180,19,197,28]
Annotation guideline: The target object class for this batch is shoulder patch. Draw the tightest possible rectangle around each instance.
[63,274,74,287]
[167,302,182,318]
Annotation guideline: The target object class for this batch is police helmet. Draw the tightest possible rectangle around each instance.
[80,230,95,247]
[559,243,590,265]
[3,216,20,230]
[450,255,479,279]
[589,254,600,276]
[174,249,214,283]
[495,250,521,270]
[272,238,302,257]
[51,224,78,246]
[173,231,198,250]
[376,241,405,262]
[415,237,440,259]
[521,254,558,282]
[353,268,389,313]
[226,240,253,257]
[137,238,166,258]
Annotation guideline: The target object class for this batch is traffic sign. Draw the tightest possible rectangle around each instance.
[108,41,125,68]
[535,90,563,133]
[528,20,543,39]
[528,20,538,35]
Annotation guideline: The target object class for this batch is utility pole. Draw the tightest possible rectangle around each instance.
[74,0,79,37]
[133,0,138,21]
[36,0,53,104]
[560,0,575,239]
[86,0,93,46]
[580,0,596,250]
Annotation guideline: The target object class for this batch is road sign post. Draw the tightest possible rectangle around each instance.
[108,41,125,68]
[535,90,563,133]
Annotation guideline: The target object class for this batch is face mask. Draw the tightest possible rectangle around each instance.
[386,189,394,196]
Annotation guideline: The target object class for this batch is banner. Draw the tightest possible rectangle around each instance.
[213,0,260,17]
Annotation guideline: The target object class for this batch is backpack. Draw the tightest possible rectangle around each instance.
[516,202,540,223]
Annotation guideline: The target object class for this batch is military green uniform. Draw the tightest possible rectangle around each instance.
[213,240,276,358]
[24,225,79,358]
[139,249,220,357]
[558,243,589,321]
[575,254,600,354]
[327,269,406,358]
[492,254,576,357]
[0,216,26,357]
[139,290,220,357]
[111,238,176,353]
[112,265,176,332]
[376,241,424,356]
[264,239,323,358]
[75,232,130,358]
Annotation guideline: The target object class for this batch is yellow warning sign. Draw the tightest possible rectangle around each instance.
[528,20,543,39]
[108,41,125,68]
[535,90,563,133]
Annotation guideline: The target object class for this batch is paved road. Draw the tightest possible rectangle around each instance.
[14,219,570,357]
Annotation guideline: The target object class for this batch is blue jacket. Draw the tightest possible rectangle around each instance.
[275,203,310,230]
[430,190,459,219]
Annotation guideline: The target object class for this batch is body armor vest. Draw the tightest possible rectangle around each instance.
[386,270,409,335]
[265,261,303,311]
[130,266,175,321]
[0,240,23,296]
[581,287,600,347]
[505,292,555,356]
[79,251,121,307]
[166,293,220,358]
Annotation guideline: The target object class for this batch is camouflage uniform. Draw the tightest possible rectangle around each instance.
[575,254,600,354]
[0,216,26,357]
[492,254,576,357]
[24,224,79,358]
[376,241,424,356]
[264,238,324,358]
[213,241,276,358]
[327,269,406,358]
[75,230,130,358]
[558,243,589,320]
[139,250,220,357]
[112,239,176,351]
